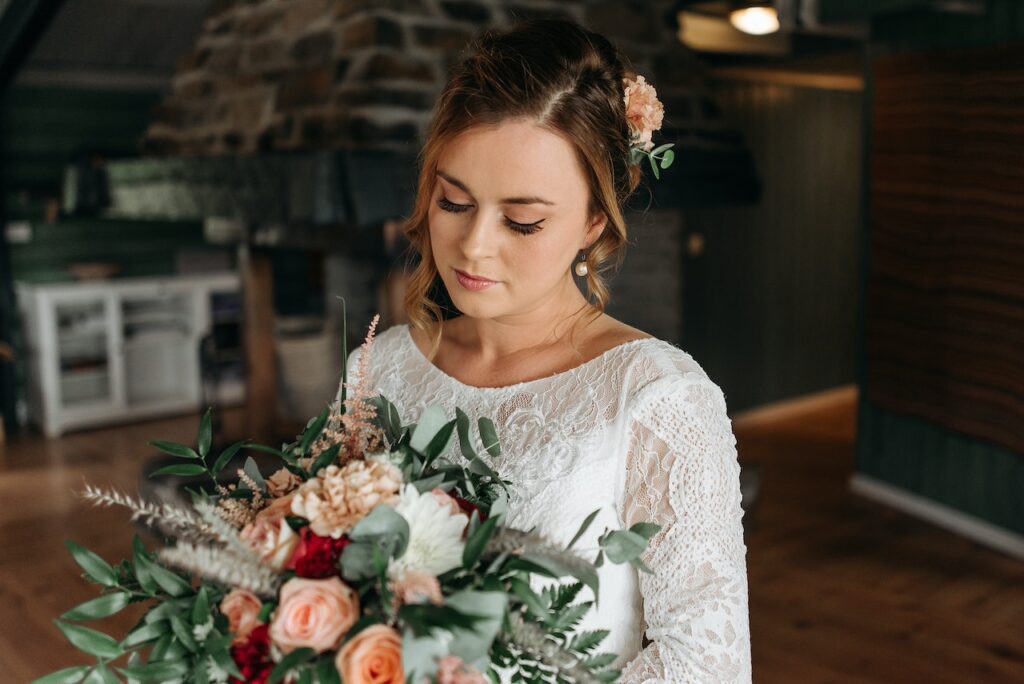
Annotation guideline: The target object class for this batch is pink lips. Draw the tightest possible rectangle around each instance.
[454,268,497,291]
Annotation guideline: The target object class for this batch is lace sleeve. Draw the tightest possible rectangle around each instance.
[616,373,751,683]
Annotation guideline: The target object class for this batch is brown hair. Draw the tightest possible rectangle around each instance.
[401,18,645,361]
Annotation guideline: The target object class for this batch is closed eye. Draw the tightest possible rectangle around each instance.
[436,196,544,236]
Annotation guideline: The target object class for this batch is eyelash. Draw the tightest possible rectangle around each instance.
[436,196,544,236]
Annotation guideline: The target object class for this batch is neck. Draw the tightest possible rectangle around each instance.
[447,277,599,363]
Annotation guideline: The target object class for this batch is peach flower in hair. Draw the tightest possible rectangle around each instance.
[623,74,664,152]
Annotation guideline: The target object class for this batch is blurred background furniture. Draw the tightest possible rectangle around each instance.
[17,272,241,436]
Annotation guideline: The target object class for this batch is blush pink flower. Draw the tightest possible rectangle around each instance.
[623,74,664,152]
[430,488,462,517]
[240,495,299,571]
[220,588,263,645]
[436,655,488,684]
[269,577,359,654]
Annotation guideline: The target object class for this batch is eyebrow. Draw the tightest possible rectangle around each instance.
[436,169,556,206]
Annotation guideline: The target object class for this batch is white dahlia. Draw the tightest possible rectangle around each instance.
[390,484,468,578]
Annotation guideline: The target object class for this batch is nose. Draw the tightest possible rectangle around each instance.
[459,210,495,261]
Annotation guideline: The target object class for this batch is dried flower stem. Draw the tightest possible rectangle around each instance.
[159,542,281,598]
[80,484,215,541]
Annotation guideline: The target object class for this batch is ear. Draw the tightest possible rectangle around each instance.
[583,210,608,250]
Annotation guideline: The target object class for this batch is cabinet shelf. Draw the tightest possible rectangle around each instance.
[17,272,243,437]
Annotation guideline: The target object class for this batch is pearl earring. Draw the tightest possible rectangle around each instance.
[574,251,589,277]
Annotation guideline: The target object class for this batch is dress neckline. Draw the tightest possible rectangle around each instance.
[401,323,662,392]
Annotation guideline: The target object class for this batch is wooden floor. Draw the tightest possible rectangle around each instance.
[1,398,1022,682]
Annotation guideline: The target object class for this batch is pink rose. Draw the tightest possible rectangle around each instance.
[220,589,263,645]
[430,488,462,516]
[240,497,300,571]
[437,655,488,684]
[335,624,404,684]
[269,577,359,654]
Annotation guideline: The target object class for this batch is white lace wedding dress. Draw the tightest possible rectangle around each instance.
[337,322,751,683]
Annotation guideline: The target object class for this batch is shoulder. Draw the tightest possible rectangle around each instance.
[620,337,729,422]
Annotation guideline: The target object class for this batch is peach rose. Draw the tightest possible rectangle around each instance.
[240,497,299,571]
[270,577,359,654]
[266,467,303,497]
[220,588,263,644]
[335,624,403,684]
[437,655,488,684]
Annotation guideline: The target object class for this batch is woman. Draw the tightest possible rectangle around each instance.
[339,18,751,683]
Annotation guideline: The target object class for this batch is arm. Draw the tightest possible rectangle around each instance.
[616,374,751,683]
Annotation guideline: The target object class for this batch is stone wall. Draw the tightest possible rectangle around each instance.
[142,0,715,161]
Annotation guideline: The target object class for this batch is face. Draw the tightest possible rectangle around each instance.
[428,118,607,321]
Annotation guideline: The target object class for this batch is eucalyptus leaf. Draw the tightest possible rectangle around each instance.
[402,630,448,683]
[628,522,661,540]
[477,417,501,458]
[242,456,266,493]
[444,591,507,663]
[600,529,647,564]
[410,404,447,454]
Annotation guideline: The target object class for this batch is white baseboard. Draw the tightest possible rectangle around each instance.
[850,474,1024,560]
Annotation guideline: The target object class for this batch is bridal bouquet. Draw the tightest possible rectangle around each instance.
[37,316,659,684]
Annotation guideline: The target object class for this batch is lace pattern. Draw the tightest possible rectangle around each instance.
[337,323,751,682]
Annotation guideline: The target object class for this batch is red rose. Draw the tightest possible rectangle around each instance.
[454,496,485,521]
[287,527,351,578]
[230,623,272,684]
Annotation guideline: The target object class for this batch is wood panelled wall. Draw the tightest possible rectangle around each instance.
[864,44,1024,457]
[683,79,863,411]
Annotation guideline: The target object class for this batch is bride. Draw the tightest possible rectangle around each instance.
[337,18,751,683]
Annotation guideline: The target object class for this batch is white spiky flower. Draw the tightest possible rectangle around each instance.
[390,484,468,578]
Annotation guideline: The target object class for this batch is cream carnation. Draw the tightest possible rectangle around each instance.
[389,483,468,578]
[266,467,302,497]
[624,74,664,152]
[290,457,403,539]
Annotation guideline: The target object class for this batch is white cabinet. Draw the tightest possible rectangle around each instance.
[17,273,242,437]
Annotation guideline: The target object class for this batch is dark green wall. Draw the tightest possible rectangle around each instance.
[854,3,1024,536]
[0,85,219,282]
[683,79,863,411]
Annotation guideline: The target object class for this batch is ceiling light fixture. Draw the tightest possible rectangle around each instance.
[729,2,780,36]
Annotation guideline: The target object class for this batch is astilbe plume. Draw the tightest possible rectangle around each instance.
[308,313,386,465]
[214,469,267,529]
